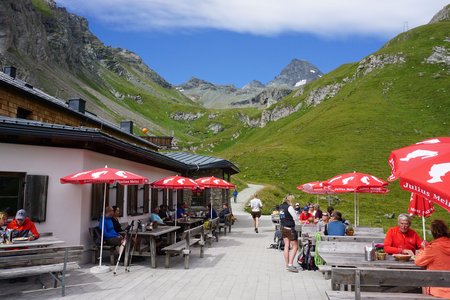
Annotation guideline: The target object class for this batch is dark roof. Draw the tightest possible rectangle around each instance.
[0,71,160,150]
[0,116,240,175]
[0,116,185,172]
[162,152,240,175]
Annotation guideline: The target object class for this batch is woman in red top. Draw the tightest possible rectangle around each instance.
[415,220,450,298]
[384,213,422,255]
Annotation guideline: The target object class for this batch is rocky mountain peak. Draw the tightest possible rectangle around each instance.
[267,58,323,88]
[242,80,265,90]
[429,4,450,23]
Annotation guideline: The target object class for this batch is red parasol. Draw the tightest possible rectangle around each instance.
[408,193,435,240]
[323,172,389,226]
[195,177,235,219]
[195,176,235,189]
[60,167,148,185]
[296,181,330,195]
[60,166,148,273]
[388,137,450,212]
[150,175,198,190]
[150,175,199,230]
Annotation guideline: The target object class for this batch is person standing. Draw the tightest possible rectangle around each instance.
[233,189,238,203]
[279,194,299,273]
[415,219,450,298]
[249,193,263,233]
[6,209,40,241]
[384,213,423,255]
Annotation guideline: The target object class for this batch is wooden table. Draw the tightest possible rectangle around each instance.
[321,235,385,243]
[166,218,204,230]
[320,253,422,269]
[0,237,65,250]
[124,225,180,268]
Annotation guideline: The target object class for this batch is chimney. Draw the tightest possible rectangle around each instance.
[68,98,86,114]
[4,66,16,79]
[120,120,134,134]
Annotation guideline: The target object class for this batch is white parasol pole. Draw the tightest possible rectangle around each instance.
[354,191,357,226]
[422,216,426,241]
[91,182,110,273]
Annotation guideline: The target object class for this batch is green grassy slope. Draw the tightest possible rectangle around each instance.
[211,22,450,231]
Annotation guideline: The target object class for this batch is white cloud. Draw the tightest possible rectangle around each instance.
[55,0,448,37]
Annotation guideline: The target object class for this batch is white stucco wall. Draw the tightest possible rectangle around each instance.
[0,143,175,262]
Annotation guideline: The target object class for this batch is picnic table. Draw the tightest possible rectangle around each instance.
[166,217,204,230]
[0,236,65,249]
[124,225,180,268]
[320,253,422,269]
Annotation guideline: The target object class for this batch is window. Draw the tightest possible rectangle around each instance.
[16,107,32,119]
[0,172,25,218]
[107,183,124,217]
[0,172,48,222]
[191,189,206,207]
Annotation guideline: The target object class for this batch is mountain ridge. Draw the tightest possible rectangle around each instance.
[177,58,323,109]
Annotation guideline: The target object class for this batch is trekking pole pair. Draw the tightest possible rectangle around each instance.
[113,220,134,275]
[125,220,141,272]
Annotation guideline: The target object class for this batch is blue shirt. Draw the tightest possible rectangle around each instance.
[98,217,119,240]
[150,213,164,225]
[326,220,346,236]
[176,207,185,219]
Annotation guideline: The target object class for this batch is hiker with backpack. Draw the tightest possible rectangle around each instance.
[279,194,300,273]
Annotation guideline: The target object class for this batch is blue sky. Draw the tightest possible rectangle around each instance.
[55,0,448,88]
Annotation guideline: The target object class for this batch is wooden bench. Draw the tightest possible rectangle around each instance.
[328,267,450,300]
[206,217,220,246]
[352,226,385,237]
[89,227,115,265]
[218,213,232,235]
[321,235,385,243]
[161,225,205,269]
[317,241,368,279]
[0,245,83,297]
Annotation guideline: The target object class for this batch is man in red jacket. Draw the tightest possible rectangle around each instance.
[384,213,423,255]
[6,209,40,241]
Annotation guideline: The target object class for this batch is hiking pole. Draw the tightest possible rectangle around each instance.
[113,220,134,275]
[125,220,141,272]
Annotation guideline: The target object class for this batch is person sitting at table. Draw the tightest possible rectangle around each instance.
[98,206,122,247]
[219,203,231,222]
[299,207,314,224]
[158,204,171,222]
[6,209,40,241]
[384,213,423,256]
[312,203,323,222]
[111,206,124,234]
[415,219,450,299]
[205,203,218,219]
[176,202,188,219]
[0,211,7,237]
[150,207,165,225]
[325,211,346,236]
[317,211,330,233]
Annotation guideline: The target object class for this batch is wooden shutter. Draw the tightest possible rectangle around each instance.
[91,183,109,220]
[116,184,124,217]
[24,175,48,223]
[143,185,149,213]
[127,185,138,215]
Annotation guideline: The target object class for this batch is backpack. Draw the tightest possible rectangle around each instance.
[297,240,317,271]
